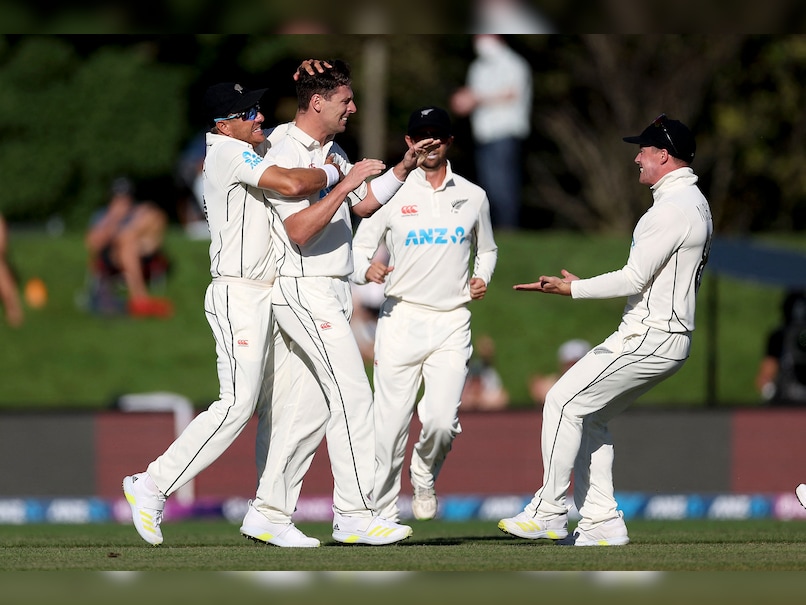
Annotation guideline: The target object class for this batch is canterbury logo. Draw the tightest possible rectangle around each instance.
[320,322,332,330]
[237,339,249,347]
[401,205,418,215]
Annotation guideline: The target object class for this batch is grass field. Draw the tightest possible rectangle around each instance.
[3,518,806,571]
[2,519,806,604]
[2,228,804,409]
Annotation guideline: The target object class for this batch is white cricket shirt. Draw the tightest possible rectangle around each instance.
[265,125,366,278]
[351,161,498,312]
[571,167,713,333]
[202,132,282,281]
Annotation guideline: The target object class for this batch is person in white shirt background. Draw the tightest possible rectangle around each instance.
[351,105,498,522]
[450,34,532,230]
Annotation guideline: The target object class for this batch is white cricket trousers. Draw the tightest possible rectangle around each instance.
[257,275,376,519]
[147,278,281,497]
[373,299,471,521]
[525,325,690,530]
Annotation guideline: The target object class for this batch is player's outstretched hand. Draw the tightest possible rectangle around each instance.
[403,137,439,171]
[342,159,386,191]
[514,269,578,296]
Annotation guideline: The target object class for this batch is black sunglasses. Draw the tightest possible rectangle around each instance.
[215,103,261,123]
[652,113,679,157]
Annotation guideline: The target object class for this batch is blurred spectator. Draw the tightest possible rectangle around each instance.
[460,334,510,411]
[450,34,532,230]
[0,213,24,328]
[175,133,210,240]
[471,0,553,33]
[529,338,592,406]
[756,290,806,405]
[84,177,172,318]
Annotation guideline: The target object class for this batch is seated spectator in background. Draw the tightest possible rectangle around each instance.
[85,177,173,318]
[460,334,509,411]
[756,290,806,405]
[0,213,24,328]
[529,338,591,406]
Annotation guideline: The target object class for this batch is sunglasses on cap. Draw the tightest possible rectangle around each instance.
[652,113,680,158]
[214,104,261,123]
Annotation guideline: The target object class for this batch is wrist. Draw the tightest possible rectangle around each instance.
[321,164,340,188]
[371,168,406,205]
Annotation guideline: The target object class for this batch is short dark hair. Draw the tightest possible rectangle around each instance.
[296,59,351,110]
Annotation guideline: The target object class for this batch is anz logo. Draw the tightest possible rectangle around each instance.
[405,226,467,246]
[242,150,262,168]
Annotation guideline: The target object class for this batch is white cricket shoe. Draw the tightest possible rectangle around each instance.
[240,501,320,548]
[796,484,806,510]
[122,473,166,546]
[411,486,438,521]
[498,511,568,540]
[332,513,413,545]
[559,512,630,546]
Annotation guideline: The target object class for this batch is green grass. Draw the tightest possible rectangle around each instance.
[2,519,806,571]
[2,520,806,605]
[1,228,803,409]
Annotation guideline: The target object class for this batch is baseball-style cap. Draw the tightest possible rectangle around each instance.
[407,106,452,138]
[203,82,267,123]
[622,114,696,162]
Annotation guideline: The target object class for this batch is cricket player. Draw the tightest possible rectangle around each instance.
[350,106,498,522]
[249,60,436,545]
[499,114,713,546]
[122,80,341,547]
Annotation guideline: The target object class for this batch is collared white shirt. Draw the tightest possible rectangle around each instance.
[572,168,713,333]
[351,161,498,312]
[264,125,367,278]
[202,132,281,281]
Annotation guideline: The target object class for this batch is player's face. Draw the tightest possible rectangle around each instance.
[634,145,665,186]
[319,85,356,135]
[217,106,266,146]
[407,130,452,170]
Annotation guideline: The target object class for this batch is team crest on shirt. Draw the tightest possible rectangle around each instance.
[450,198,469,213]
[242,150,261,168]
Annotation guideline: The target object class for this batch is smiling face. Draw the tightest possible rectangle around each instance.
[215,106,266,147]
[317,85,357,136]
[634,145,669,187]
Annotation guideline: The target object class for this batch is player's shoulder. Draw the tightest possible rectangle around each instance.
[449,172,488,198]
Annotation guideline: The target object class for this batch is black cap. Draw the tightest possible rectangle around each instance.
[623,114,696,162]
[407,106,452,138]
[203,82,266,123]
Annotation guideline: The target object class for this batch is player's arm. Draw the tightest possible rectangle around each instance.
[472,195,498,287]
[258,163,339,198]
[351,137,439,218]
[514,270,578,296]
[283,159,385,246]
[351,215,389,285]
